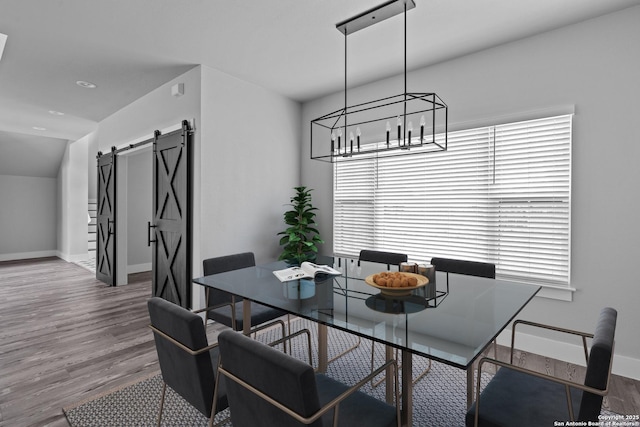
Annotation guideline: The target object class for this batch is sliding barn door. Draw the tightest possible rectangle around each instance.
[151,121,192,308]
[96,149,117,286]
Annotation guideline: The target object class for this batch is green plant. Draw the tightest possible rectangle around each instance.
[278,186,324,264]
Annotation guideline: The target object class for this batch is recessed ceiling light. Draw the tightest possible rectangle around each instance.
[33,126,47,131]
[76,80,97,89]
[48,110,65,116]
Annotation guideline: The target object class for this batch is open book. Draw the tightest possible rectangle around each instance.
[273,261,341,282]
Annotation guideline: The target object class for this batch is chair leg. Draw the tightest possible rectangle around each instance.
[279,318,288,354]
[371,341,377,387]
[371,343,388,388]
[371,344,393,388]
[413,358,432,384]
[284,314,292,354]
[372,345,432,388]
[157,382,167,427]
[328,335,361,364]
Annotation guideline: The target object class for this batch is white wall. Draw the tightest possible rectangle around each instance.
[56,137,88,262]
[301,6,640,378]
[126,148,152,273]
[0,175,58,260]
[87,131,98,200]
[195,66,300,313]
[198,66,301,268]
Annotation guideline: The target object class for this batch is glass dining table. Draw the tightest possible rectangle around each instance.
[193,255,540,426]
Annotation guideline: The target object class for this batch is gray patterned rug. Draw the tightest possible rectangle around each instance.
[64,318,489,426]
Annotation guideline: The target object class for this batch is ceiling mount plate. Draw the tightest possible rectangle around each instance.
[336,0,416,35]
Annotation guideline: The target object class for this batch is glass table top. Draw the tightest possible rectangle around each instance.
[193,256,540,370]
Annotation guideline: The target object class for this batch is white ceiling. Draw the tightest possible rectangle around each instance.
[1,0,639,177]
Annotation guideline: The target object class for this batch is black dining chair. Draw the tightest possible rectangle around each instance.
[466,307,617,427]
[430,257,496,280]
[359,249,408,270]
[357,250,430,386]
[201,252,288,338]
[147,297,228,427]
[428,256,497,390]
[214,329,400,427]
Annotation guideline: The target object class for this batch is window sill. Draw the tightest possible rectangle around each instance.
[535,284,576,301]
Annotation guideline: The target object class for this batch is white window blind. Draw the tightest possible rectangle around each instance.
[490,115,572,286]
[333,114,572,288]
[334,159,375,256]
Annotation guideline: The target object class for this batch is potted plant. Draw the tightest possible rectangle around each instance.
[278,186,324,265]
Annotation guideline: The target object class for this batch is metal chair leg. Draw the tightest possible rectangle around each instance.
[157,382,167,427]
[412,358,432,384]
[371,344,432,387]
[328,335,361,364]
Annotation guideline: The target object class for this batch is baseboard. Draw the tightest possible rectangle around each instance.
[127,263,151,274]
[496,329,640,381]
[56,251,91,263]
[0,250,57,262]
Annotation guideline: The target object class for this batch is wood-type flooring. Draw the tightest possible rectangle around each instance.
[0,257,638,426]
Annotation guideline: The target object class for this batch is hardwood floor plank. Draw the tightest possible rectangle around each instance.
[0,258,160,427]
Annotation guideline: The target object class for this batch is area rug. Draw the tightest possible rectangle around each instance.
[64,318,490,426]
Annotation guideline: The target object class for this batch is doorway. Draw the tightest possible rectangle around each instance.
[114,146,153,286]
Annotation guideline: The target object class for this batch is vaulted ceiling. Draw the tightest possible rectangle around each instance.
[1,0,639,177]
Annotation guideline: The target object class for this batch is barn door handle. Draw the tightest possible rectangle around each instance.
[108,219,115,235]
[148,221,157,246]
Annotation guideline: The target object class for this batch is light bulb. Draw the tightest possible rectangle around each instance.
[386,121,391,147]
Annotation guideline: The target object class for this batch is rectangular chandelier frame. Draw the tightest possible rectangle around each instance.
[311,92,447,162]
[310,0,448,163]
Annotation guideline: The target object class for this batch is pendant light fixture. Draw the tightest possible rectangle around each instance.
[311,0,448,162]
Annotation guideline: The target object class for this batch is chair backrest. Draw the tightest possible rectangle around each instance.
[430,257,495,279]
[202,252,256,305]
[147,297,217,418]
[579,307,617,420]
[217,330,323,427]
[359,250,408,269]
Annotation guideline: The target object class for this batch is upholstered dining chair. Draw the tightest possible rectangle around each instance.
[201,252,288,338]
[466,307,617,427]
[357,250,428,386]
[429,257,496,280]
[213,329,400,427]
[358,249,408,270]
[323,250,407,368]
[428,256,497,390]
[430,258,496,344]
[147,297,228,427]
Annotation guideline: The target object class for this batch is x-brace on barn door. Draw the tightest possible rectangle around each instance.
[150,120,192,308]
[96,148,117,286]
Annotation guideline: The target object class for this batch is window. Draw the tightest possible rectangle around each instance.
[333,114,572,289]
